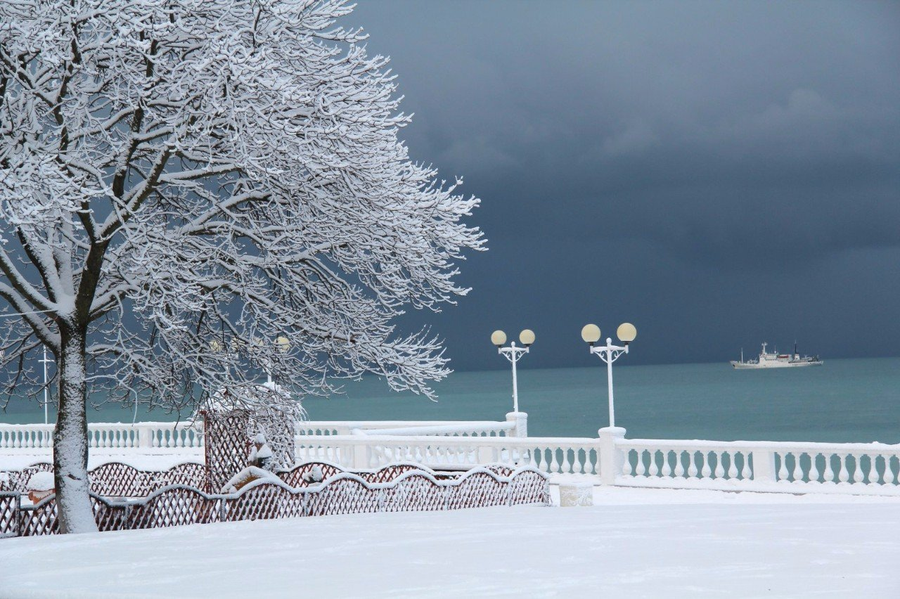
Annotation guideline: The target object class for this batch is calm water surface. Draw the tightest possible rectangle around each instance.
[3,358,899,443]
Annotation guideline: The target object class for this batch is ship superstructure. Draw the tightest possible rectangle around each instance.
[731,342,823,369]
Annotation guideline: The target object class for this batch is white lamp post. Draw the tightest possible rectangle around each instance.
[0,310,55,424]
[268,335,291,385]
[491,329,535,413]
[39,345,52,425]
[581,322,637,428]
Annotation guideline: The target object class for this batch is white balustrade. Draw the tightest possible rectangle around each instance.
[618,438,900,495]
[0,424,54,450]
[0,422,203,452]
[293,434,599,476]
[4,417,900,497]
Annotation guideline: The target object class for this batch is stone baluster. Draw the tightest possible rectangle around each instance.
[700,452,711,479]
[647,451,658,477]
[533,447,545,472]
[714,451,725,479]
[661,451,673,478]
[792,453,804,483]
[823,453,835,484]
[674,451,685,478]
[853,454,865,484]
[571,448,584,474]
[777,454,789,482]
[622,450,633,476]
[687,452,698,479]
[727,452,738,480]
[560,449,572,475]
[635,450,646,477]
[838,454,850,483]
[884,454,894,484]
[871,454,882,484]
[549,448,560,474]
[808,453,820,484]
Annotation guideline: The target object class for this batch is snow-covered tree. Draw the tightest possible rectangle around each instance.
[0,0,483,533]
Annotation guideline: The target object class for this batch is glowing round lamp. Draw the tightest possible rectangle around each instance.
[209,339,223,353]
[617,323,637,344]
[491,330,507,347]
[581,324,601,345]
[519,329,535,347]
[276,335,290,353]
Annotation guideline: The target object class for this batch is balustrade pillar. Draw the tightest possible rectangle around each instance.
[352,443,368,470]
[506,412,528,438]
[598,426,626,485]
[139,426,153,449]
[751,449,777,483]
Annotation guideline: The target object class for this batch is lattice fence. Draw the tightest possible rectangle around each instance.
[1,462,207,498]
[0,493,18,538]
[0,465,549,538]
[0,462,52,493]
[203,410,251,492]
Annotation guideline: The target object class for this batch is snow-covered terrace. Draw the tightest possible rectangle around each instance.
[1,486,898,598]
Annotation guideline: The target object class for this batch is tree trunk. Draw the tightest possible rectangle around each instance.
[53,324,98,534]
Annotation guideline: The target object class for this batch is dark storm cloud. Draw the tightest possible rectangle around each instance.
[349,1,900,370]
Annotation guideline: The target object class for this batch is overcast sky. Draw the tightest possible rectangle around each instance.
[349,0,900,371]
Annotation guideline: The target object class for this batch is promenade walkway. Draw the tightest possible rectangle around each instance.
[1,486,898,598]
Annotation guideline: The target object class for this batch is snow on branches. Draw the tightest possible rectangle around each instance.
[0,0,484,408]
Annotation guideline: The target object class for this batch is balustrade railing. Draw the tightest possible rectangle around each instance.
[0,425,53,450]
[294,434,600,477]
[4,418,900,497]
[617,438,900,495]
[0,422,203,451]
[2,416,523,452]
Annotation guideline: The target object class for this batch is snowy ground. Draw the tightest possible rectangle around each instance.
[1,486,899,598]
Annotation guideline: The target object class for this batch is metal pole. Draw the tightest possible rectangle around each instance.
[42,344,49,425]
[510,342,519,413]
[606,339,615,428]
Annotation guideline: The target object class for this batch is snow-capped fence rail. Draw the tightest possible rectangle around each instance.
[617,437,900,495]
[0,462,206,497]
[1,460,466,498]
[0,465,549,538]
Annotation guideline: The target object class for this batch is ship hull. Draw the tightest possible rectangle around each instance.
[731,360,823,369]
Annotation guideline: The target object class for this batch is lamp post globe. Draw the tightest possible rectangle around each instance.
[581,324,601,345]
[491,330,507,347]
[519,329,535,347]
[617,323,637,344]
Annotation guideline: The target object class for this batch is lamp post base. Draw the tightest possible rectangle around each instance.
[506,412,528,438]
[598,426,626,485]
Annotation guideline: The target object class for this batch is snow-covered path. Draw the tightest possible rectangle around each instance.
[1,488,899,598]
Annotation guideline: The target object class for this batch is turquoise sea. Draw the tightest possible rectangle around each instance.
[3,358,899,444]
